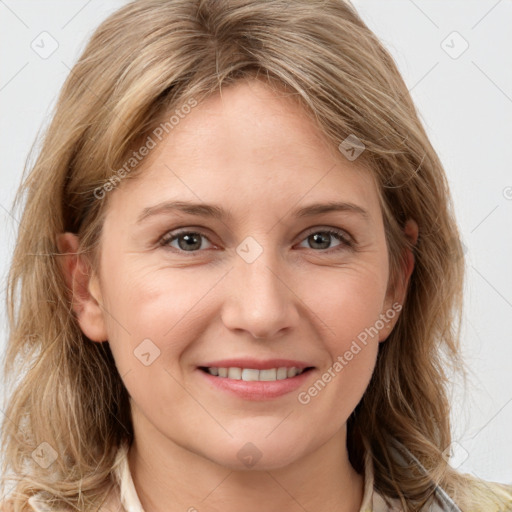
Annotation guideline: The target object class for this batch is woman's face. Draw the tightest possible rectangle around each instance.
[77,79,409,470]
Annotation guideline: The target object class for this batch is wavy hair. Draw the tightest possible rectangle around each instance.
[1,0,507,510]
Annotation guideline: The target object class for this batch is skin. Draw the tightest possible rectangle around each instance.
[58,78,418,512]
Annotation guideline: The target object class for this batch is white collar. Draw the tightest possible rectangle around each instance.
[112,441,145,512]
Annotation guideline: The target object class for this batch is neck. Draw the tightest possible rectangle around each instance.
[127,412,364,512]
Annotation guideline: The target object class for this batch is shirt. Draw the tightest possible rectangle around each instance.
[25,440,512,512]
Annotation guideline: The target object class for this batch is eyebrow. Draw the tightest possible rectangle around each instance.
[136,200,370,224]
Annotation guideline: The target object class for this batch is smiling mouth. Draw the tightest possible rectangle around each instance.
[198,366,315,382]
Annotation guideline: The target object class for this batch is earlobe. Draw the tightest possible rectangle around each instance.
[56,233,108,342]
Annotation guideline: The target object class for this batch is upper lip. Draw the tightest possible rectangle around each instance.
[198,358,314,370]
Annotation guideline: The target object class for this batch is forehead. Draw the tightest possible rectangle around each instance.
[107,79,380,224]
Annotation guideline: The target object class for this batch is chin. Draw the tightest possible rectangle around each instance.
[202,435,307,471]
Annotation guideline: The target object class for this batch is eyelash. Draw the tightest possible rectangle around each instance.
[158,227,355,255]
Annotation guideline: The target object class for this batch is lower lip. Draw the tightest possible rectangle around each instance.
[196,368,315,401]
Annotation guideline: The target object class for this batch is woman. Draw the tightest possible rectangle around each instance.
[1,0,511,511]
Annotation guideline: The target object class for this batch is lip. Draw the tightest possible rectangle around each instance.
[196,366,316,401]
[198,358,313,370]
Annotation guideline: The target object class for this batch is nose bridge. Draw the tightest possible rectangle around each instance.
[221,234,299,338]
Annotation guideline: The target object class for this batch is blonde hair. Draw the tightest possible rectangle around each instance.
[1,0,508,510]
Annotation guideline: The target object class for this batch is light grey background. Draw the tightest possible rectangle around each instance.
[1,0,511,484]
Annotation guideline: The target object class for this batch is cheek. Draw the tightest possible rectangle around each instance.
[98,267,210,418]
[100,261,222,367]
[295,262,386,402]
[300,261,388,344]
[295,267,384,424]
[102,253,388,347]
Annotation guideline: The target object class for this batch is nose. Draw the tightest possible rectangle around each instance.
[220,244,300,340]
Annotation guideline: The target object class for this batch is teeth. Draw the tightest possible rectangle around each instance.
[276,367,288,380]
[228,367,242,379]
[205,366,306,381]
[259,369,276,381]
[242,368,260,381]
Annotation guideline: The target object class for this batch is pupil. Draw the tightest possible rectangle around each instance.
[179,233,201,251]
[310,232,330,249]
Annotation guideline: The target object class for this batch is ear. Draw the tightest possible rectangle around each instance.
[379,219,419,342]
[56,233,108,342]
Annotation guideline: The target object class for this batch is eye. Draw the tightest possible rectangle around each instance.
[160,230,215,253]
[297,228,353,252]
[159,227,354,255]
